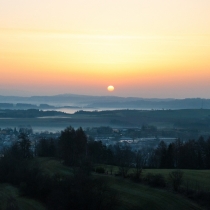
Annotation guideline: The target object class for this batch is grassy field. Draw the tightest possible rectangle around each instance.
[0,158,73,210]
[100,175,203,210]
[34,157,73,176]
[36,158,206,209]
[0,184,45,210]
[0,158,208,210]
[37,158,206,210]
[143,169,210,191]
[96,164,210,192]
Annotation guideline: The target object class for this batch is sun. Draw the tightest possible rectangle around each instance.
[107,85,114,92]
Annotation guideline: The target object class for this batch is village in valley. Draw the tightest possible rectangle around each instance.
[0,125,191,153]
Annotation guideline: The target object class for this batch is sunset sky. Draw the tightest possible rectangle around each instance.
[0,0,210,98]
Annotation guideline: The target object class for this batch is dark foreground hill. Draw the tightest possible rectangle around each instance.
[0,158,204,210]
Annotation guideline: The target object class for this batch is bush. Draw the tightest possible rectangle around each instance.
[47,175,119,210]
[95,166,105,174]
[144,173,166,188]
[130,168,142,183]
[169,170,183,191]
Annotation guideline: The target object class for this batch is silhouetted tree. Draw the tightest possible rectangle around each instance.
[87,140,112,164]
[37,138,48,157]
[158,141,167,168]
[58,126,87,166]
[48,138,56,157]
[174,138,183,168]
[114,144,134,177]
[204,137,210,169]
[165,143,175,168]
[18,133,32,159]
[169,170,184,191]
[196,136,205,169]
[37,138,57,157]
[58,126,76,165]
[132,150,143,182]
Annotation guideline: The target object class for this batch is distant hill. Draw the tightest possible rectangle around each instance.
[87,98,209,109]
[0,94,209,109]
[0,109,70,118]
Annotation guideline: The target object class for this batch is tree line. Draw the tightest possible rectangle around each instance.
[36,128,210,170]
[147,137,210,169]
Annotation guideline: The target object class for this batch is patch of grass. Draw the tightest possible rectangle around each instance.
[34,157,73,176]
[143,169,210,191]
[100,175,203,210]
[2,158,205,210]
[95,165,210,194]
[0,184,45,210]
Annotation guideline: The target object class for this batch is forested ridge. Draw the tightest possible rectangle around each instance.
[0,109,69,118]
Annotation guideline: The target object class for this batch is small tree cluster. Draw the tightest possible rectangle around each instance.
[58,126,87,166]
[147,137,210,169]
[36,138,57,157]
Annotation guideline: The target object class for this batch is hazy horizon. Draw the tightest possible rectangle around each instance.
[0,92,210,101]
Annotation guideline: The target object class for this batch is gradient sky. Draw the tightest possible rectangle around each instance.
[0,0,210,98]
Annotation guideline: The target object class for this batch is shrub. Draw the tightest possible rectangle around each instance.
[144,173,166,188]
[169,170,184,191]
[130,168,142,182]
[6,196,20,210]
[95,166,105,174]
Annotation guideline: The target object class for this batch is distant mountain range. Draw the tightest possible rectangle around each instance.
[0,94,209,109]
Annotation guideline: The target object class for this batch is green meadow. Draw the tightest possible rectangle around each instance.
[39,158,208,209]
[0,158,208,209]
[143,169,210,191]
[0,184,45,210]
[101,175,202,210]
[97,164,210,191]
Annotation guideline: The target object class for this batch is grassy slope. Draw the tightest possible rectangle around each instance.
[38,158,205,210]
[37,158,204,210]
[35,157,73,176]
[102,176,203,210]
[142,169,210,191]
[101,164,210,191]
[0,158,206,210]
[0,184,45,210]
[0,158,71,210]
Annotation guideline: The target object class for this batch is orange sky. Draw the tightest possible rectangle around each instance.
[0,0,210,98]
